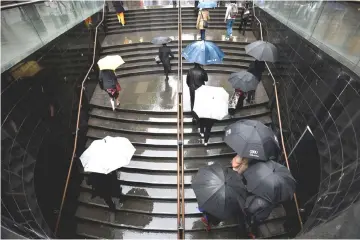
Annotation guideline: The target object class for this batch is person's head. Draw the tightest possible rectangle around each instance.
[230,1,237,4]
[232,155,249,174]
[194,63,201,68]
[162,43,167,46]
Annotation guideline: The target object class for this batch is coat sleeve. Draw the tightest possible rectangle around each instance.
[224,6,230,21]
[169,47,174,59]
[186,72,190,86]
[98,71,104,89]
[203,71,208,83]
[196,12,201,29]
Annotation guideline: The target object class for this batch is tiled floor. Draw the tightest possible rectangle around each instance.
[90,74,268,112]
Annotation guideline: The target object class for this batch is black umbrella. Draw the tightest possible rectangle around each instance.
[243,160,296,204]
[228,71,259,91]
[192,163,247,220]
[224,119,280,161]
[245,195,274,223]
[245,40,278,62]
[151,36,172,45]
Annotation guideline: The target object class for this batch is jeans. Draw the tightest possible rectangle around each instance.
[200,29,205,40]
[226,19,235,37]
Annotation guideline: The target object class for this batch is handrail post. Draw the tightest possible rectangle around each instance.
[252,1,303,230]
[176,0,185,239]
[54,0,106,236]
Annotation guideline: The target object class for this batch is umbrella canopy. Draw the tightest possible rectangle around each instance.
[198,1,217,9]
[224,119,280,161]
[182,40,225,65]
[151,36,172,45]
[228,71,259,91]
[97,55,125,71]
[193,85,229,120]
[244,160,296,203]
[192,163,247,220]
[80,136,135,174]
[245,40,278,62]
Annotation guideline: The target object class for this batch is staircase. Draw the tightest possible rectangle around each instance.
[106,7,252,34]
[73,7,288,239]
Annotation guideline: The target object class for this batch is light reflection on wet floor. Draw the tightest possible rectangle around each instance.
[91,74,268,112]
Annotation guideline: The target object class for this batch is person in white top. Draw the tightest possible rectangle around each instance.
[224,1,238,40]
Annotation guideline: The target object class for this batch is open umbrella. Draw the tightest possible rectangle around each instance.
[197,1,217,9]
[97,55,125,70]
[245,40,278,62]
[192,163,247,220]
[151,36,172,45]
[224,119,280,161]
[182,40,225,65]
[245,195,274,223]
[80,136,135,174]
[243,160,296,204]
[193,85,229,120]
[228,71,259,91]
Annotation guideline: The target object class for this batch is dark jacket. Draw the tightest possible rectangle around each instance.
[247,60,265,81]
[186,64,208,91]
[99,70,117,90]
[112,1,125,13]
[159,45,174,65]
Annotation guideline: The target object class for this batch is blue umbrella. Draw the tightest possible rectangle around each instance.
[182,40,225,65]
[197,1,217,9]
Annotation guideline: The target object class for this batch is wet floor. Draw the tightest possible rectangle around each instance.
[102,29,256,47]
[91,74,269,112]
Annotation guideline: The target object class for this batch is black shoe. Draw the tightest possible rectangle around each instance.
[165,76,169,81]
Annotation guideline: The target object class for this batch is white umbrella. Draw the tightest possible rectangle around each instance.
[80,136,135,174]
[97,55,125,70]
[193,85,229,120]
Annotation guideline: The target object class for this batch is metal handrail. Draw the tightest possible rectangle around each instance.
[176,1,185,239]
[251,2,303,230]
[54,1,105,235]
[0,0,44,10]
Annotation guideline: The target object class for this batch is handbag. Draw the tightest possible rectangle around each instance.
[155,56,161,64]
[200,11,208,28]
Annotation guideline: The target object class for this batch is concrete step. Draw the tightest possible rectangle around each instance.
[86,114,271,136]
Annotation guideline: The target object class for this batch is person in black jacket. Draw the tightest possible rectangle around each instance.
[99,70,121,109]
[186,63,208,123]
[246,60,265,103]
[159,43,174,81]
[113,1,125,26]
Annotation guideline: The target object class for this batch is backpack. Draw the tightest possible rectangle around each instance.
[230,4,238,18]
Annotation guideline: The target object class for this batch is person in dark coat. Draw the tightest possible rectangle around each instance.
[99,70,121,109]
[199,118,216,146]
[113,1,125,26]
[186,63,208,123]
[239,8,250,35]
[159,43,174,81]
[86,171,122,211]
[246,60,265,103]
[194,0,199,15]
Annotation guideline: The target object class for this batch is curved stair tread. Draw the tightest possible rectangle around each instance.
[89,104,270,124]
[76,222,177,239]
[85,139,234,158]
[87,115,271,135]
[122,157,232,172]
[75,204,238,231]
[81,179,196,199]
[78,191,199,215]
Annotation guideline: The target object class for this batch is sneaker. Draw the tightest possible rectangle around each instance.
[204,142,208,146]
[225,37,230,41]
[200,132,204,138]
